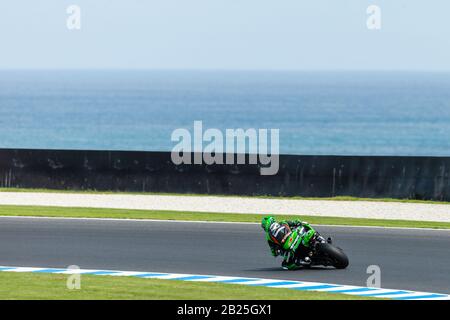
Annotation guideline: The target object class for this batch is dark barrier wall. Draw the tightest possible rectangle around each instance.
[1,148,450,201]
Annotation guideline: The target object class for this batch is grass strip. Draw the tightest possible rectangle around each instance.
[0,205,449,229]
[0,272,380,300]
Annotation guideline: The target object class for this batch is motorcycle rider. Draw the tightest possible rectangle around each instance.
[261,215,316,270]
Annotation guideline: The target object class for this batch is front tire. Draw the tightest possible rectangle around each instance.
[316,243,349,269]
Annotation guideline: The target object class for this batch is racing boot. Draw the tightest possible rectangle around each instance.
[281,252,301,270]
[282,259,301,270]
[297,256,311,266]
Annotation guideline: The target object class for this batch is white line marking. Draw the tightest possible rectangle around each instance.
[107,271,149,277]
[191,276,236,282]
[0,215,448,231]
[236,279,286,285]
[6,267,45,273]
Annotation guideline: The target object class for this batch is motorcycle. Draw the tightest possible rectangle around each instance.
[282,226,349,269]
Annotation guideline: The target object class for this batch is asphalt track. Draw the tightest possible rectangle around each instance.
[0,217,449,293]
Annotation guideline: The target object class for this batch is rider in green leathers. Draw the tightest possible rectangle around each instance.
[261,216,316,270]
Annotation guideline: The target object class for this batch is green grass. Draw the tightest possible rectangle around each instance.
[0,205,449,229]
[0,272,379,300]
[1,187,449,205]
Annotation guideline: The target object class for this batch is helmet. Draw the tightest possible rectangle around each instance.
[261,216,275,231]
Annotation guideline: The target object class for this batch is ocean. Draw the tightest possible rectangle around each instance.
[1,70,450,156]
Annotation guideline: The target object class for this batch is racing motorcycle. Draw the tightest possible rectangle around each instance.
[284,226,349,269]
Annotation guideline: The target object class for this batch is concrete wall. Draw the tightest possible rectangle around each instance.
[1,148,450,201]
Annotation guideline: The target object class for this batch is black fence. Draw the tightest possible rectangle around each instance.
[1,148,450,201]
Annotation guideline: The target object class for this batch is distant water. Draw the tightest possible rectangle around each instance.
[1,70,450,156]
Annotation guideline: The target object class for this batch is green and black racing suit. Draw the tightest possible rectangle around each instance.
[265,220,316,270]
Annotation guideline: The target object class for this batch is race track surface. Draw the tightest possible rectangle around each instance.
[0,217,448,293]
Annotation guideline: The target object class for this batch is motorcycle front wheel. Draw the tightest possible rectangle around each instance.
[315,243,349,269]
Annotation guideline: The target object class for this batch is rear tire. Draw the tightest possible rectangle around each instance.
[316,243,349,269]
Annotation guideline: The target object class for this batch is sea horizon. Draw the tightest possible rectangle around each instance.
[1,70,450,157]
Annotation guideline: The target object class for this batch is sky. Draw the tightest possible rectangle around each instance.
[0,0,449,70]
